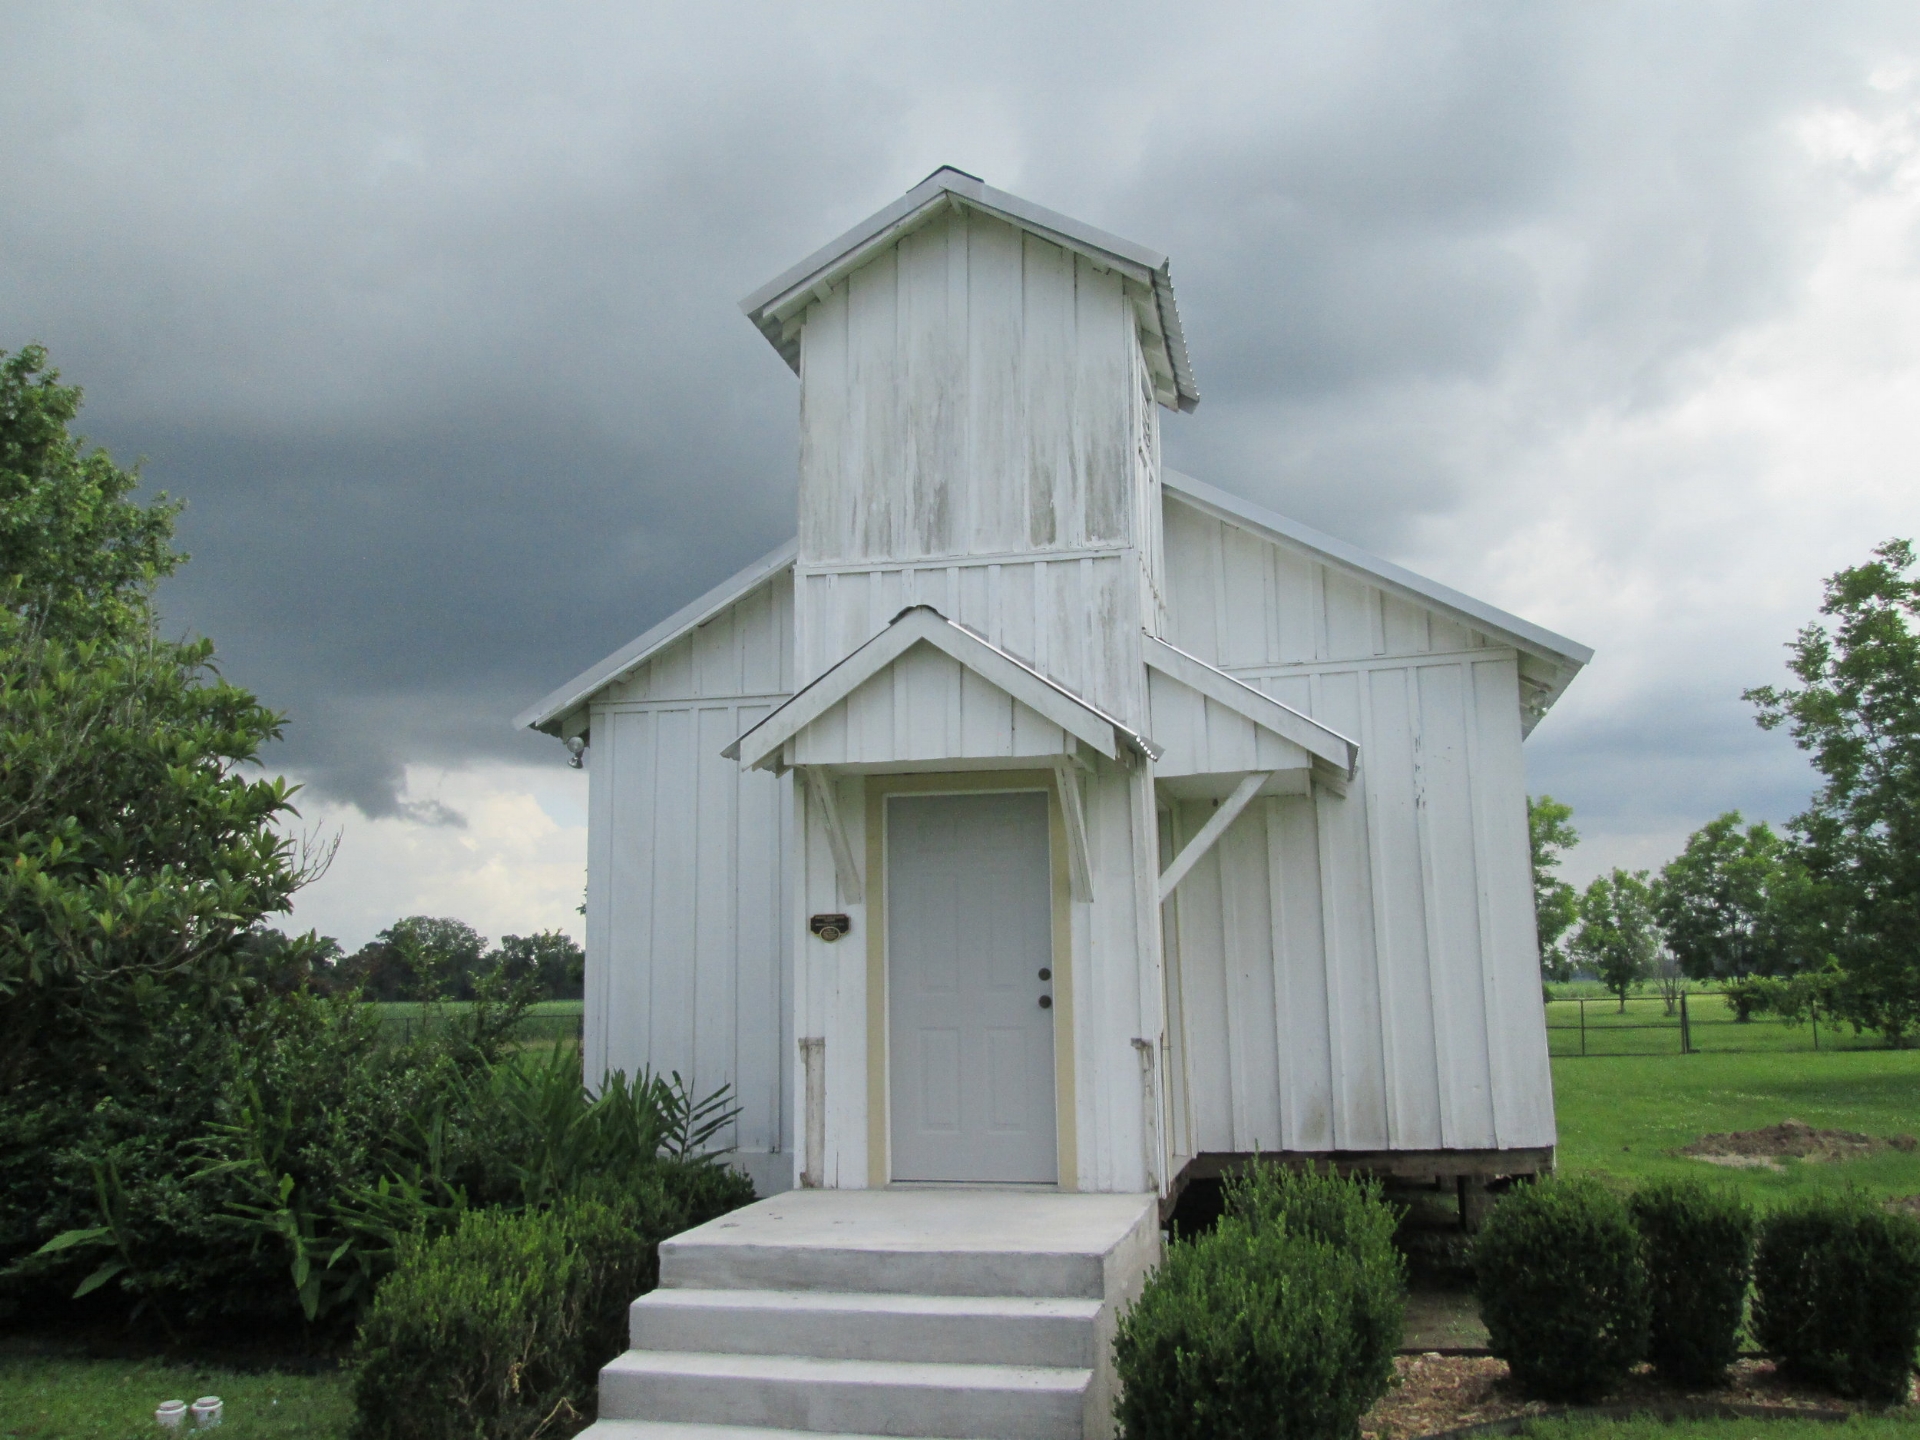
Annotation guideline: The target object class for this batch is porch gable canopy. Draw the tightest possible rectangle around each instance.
[1143,633,1359,784]
[724,605,1155,772]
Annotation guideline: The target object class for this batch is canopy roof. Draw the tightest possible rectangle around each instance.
[722,604,1155,772]
[740,167,1200,413]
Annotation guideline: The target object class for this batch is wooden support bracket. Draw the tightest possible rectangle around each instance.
[1051,758,1094,902]
[803,767,864,904]
[1158,772,1272,903]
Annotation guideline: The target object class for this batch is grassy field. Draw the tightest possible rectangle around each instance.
[1545,992,1884,1057]
[1552,1046,1920,1206]
[372,997,582,1045]
[0,1357,351,1440]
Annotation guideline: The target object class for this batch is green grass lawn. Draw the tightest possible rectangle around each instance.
[1522,1418,1920,1440]
[1552,1046,1920,1206]
[0,1357,352,1440]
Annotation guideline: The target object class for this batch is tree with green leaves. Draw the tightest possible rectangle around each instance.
[337,916,488,1001]
[1572,868,1663,1011]
[0,344,319,1091]
[1656,811,1793,980]
[1747,538,1920,1046]
[492,930,585,1001]
[1529,796,1581,983]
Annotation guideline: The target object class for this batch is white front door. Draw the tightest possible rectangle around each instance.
[887,791,1057,1184]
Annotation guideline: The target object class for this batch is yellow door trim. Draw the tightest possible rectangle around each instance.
[864,768,1079,1190]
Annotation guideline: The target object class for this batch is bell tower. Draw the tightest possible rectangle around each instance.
[740,167,1197,714]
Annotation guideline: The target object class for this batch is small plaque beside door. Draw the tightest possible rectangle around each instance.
[810,913,852,942]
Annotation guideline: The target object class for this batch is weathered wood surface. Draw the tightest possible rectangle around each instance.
[789,644,1074,767]
[586,573,797,1196]
[602,567,794,704]
[797,205,1141,565]
[1162,496,1492,668]
[796,553,1143,721]
[1160,651,1551,1158]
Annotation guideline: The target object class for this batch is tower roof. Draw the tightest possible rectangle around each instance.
[739,167,1199,412]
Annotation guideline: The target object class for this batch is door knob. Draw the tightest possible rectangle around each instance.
[1038,995,1053,1009]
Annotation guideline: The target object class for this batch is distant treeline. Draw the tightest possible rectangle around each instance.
[244,916,585,1003]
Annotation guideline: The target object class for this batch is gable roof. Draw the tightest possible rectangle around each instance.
[723,604,1156,771]
[1143,634,1359,778]
[740,166,1199,413]
[513,538,798,735]
[1162,469,1592,720]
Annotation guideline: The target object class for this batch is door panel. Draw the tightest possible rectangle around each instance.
[888,791,1057,1183]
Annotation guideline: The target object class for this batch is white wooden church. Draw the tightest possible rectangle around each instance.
[520,167,1591,1210]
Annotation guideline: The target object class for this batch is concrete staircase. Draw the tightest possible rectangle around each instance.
[579,1188,1160,1440]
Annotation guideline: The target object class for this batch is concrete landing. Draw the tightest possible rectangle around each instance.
[582,1189,1160,1440]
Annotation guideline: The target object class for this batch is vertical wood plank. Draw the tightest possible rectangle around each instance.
[1417,661,1497,1148]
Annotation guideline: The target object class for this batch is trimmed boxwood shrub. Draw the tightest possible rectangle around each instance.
[1629,1179,1755,1386]
[351,1205,582,1440]
[1473,1176,1648,1401]
[1114,1165,1403,1440]
[351,1166,753,1440]
[1223,1161,1405,1396]
[1753,1192,1920,1403]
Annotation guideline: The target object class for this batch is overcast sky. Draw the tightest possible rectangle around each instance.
[5,2,1917,949]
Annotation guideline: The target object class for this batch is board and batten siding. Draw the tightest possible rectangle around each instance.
[787,644,1074,767]
[1159,494,1550,1159]
[791,203,1163,730]
[795,554,1142,722]
[585,571,797,1195]
[796,204,1143,565]
[1162,651,1552,1157]
[599,569,794,705]
[1161,496,1493,663]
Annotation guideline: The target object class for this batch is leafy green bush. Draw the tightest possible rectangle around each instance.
[1114,1166,1403,1440]
[351,1206,584,1440]
[1474,1177,1649,1401]
[1628,1179,1755,1386]
[351,1174,752,1440]
[1721,976,1791,1022]
[4,964,748,1337]
[1223,1162,1404,1393]
[1752,1192,1920,1402]
[2,979,531,1329]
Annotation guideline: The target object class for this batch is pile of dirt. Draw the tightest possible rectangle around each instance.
[1679,1118,1917,1170]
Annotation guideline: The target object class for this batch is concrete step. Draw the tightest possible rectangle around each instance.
[658,1190,1157,1301]
[597,1349,1092,1440]
[631,1288,1102,1367]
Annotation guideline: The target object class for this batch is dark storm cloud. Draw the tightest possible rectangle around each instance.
[1,0,1914,834]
